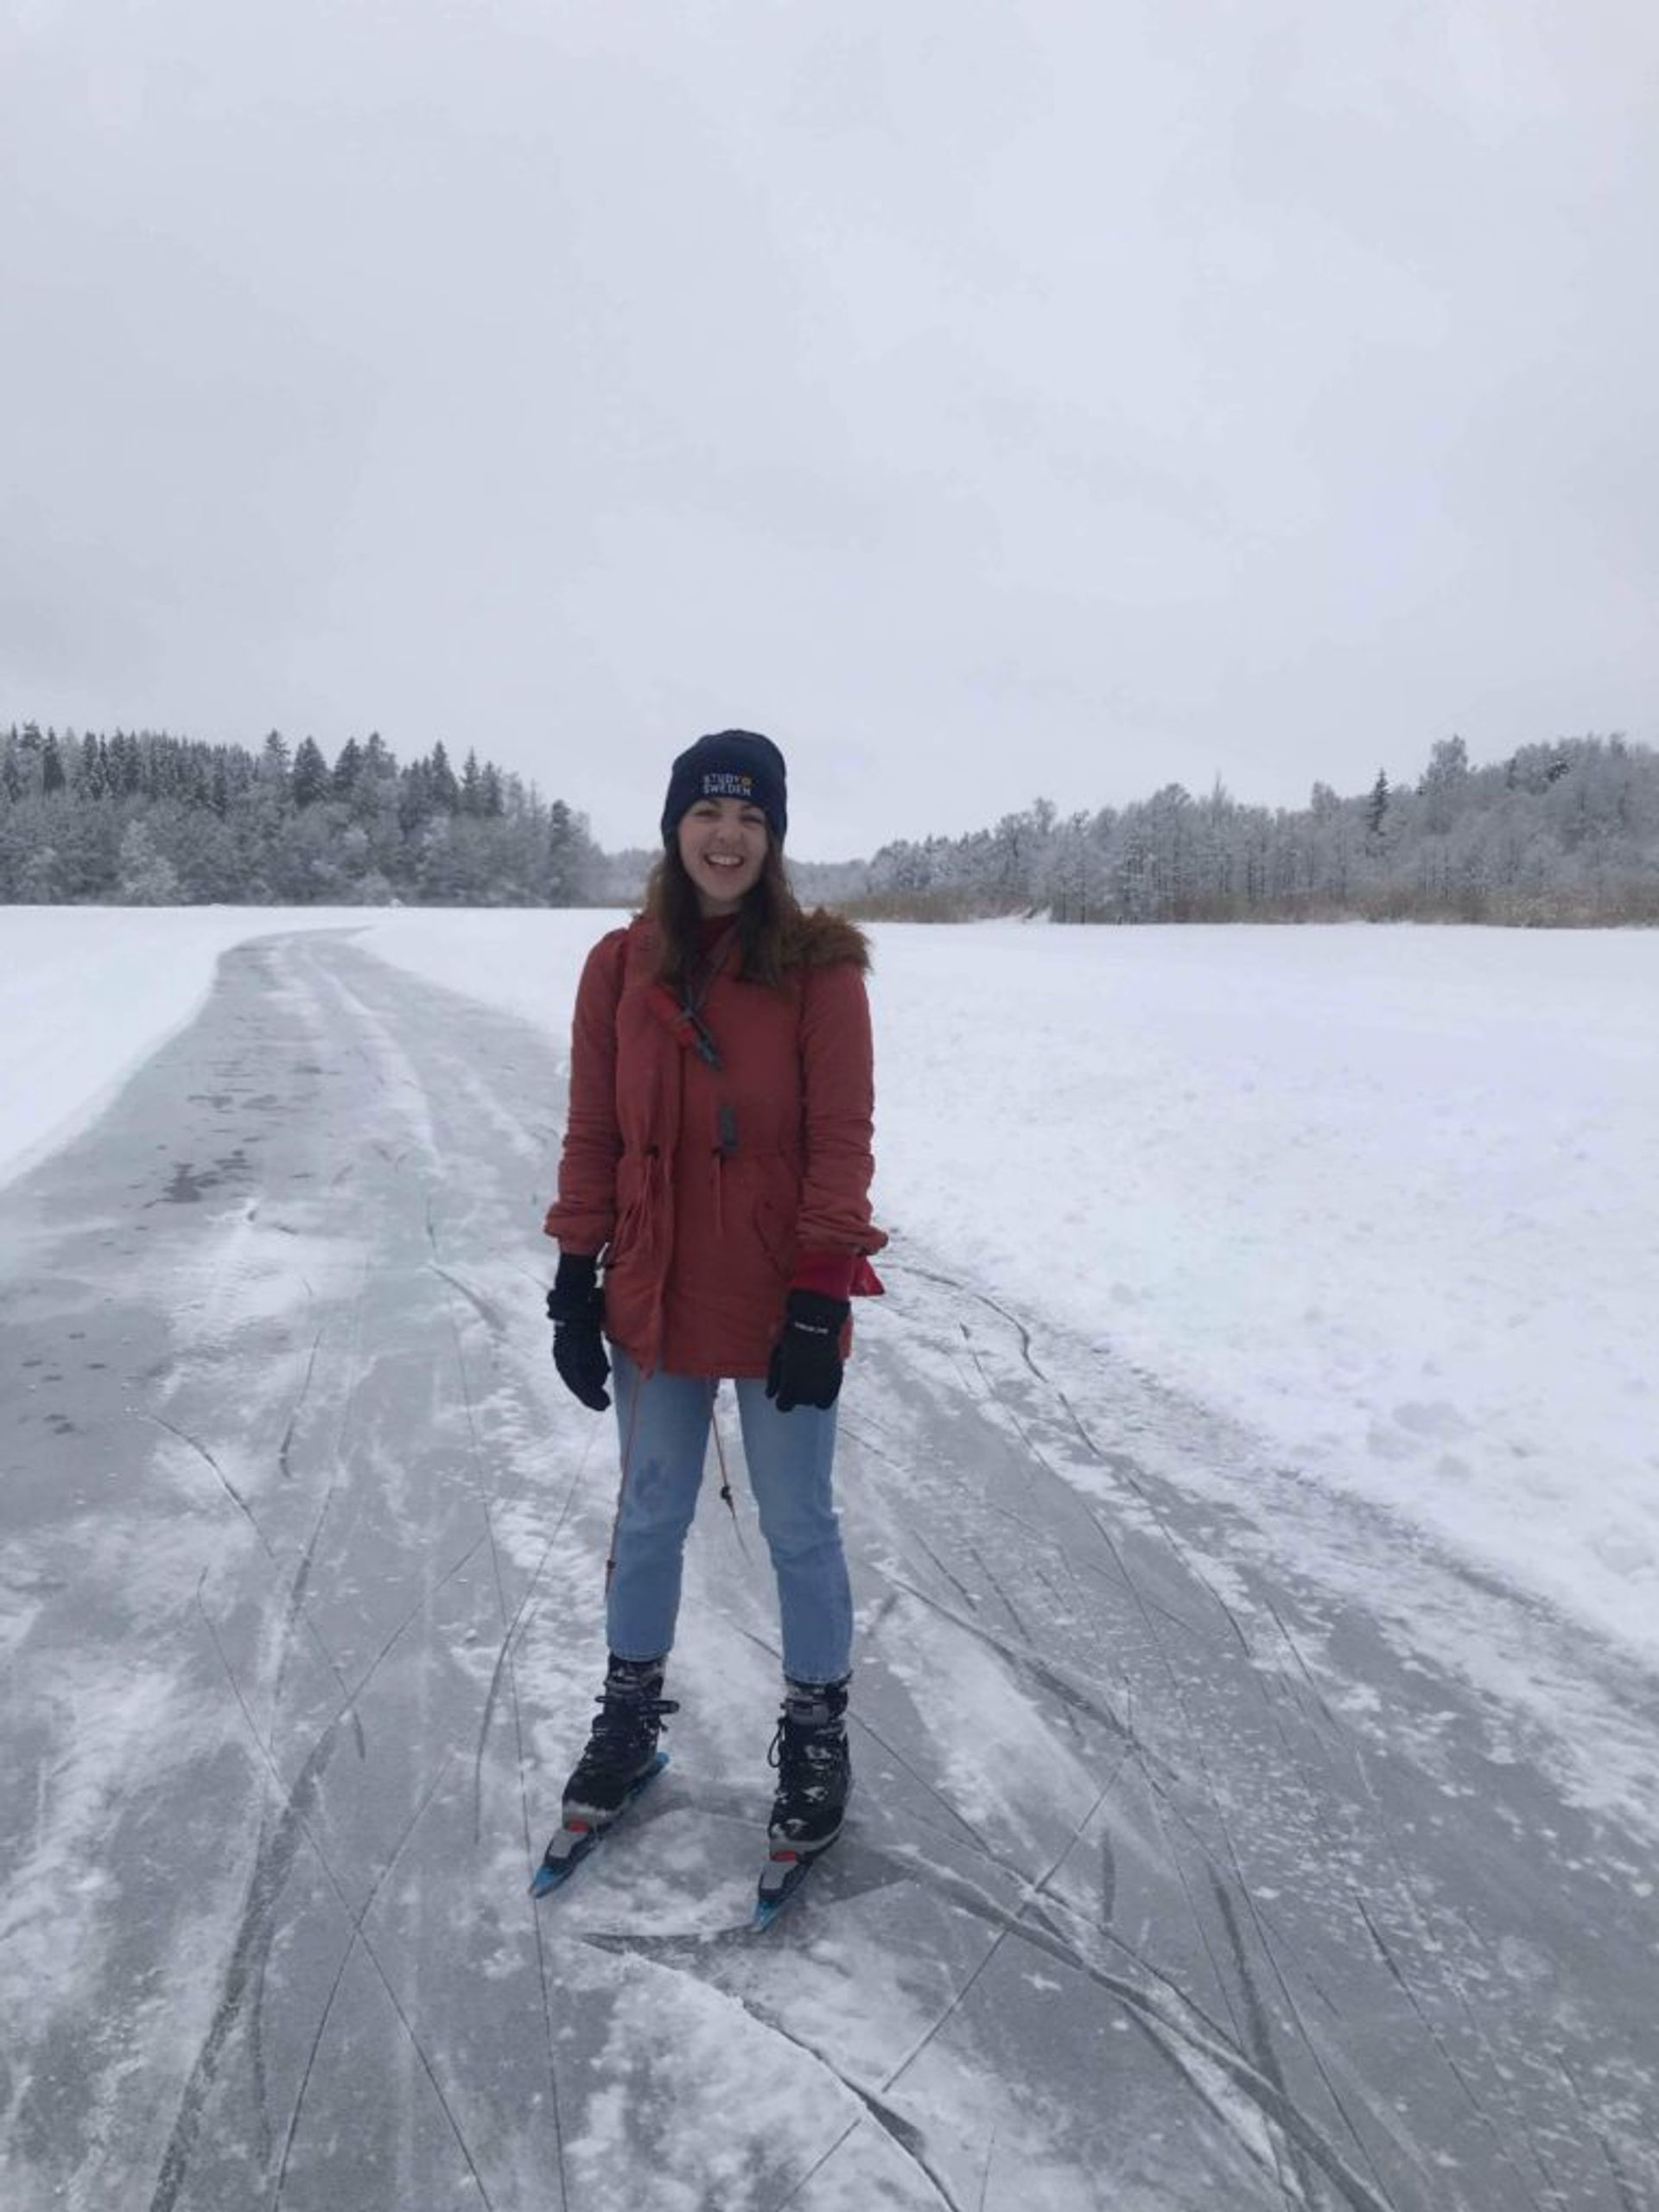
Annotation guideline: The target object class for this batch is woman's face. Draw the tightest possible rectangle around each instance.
[677,796,769,914]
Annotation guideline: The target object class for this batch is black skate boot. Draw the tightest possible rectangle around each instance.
[532,1656,679,1895]
[561,1654,678,1828]
[755,1677,852,1923]
[766,1677,852,1858]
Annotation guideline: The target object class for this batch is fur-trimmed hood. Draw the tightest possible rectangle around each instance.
[780,907,871,973]
[624,904,870,977]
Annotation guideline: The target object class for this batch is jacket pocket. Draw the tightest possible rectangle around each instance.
[608,1147,660,1269]
[752,1194,796,1284]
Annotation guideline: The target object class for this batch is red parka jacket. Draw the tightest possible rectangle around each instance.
[543,911,886,1377]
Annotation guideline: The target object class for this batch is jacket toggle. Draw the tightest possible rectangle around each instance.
[645,922,736,1073]
[645,983,721,1069]
[711,1103,739,1236]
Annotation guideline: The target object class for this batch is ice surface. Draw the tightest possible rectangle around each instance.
[3,917,1656,2209]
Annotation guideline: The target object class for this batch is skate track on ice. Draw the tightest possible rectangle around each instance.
[2,930,1656,2211]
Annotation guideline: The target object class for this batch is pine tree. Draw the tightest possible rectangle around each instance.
[332,735,364,797]
[399,758,434,837]
[111,731,143,796]
[545,799,598,903]
[460,748,483,816]
[429,741,461,812]
[291,735,330,807]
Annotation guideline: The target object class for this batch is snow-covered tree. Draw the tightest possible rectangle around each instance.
[118,819,181,904]
[291,736,330,808]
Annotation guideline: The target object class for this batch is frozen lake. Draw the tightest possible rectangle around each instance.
[2,914,1656,2207]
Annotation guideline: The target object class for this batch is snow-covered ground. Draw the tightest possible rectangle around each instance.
[5,905,1658,2209]
[3,905,1655,1675]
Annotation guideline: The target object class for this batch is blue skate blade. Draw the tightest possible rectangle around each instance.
[752,1850,817,1930]
[530,1751,668,1897]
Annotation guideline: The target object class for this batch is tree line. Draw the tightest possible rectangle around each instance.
[855,734,1659,925]
[0,724,634,906]
[4,720,1656,922]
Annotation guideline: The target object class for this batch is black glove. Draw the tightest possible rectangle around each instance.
[546,1253,610,1412]
[766,1290,850,1412]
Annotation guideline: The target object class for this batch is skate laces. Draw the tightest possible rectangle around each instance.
[594,1687,678,1729]
[585,1680,678,1763]
[768,1695,844,1798]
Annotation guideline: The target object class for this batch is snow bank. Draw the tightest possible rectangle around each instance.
[864,920,1659,1666]
[0,906,357,1188]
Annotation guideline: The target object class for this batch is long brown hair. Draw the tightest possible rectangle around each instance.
[643,839,805,991]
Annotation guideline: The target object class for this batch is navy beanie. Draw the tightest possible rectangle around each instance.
[661,730,788,848]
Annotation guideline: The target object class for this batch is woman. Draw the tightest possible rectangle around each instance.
[539,729,885,1895]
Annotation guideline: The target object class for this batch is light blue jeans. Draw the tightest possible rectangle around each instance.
[606,1350,853,1686]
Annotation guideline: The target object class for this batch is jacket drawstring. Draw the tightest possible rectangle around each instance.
[606,1366,750,1595]
[708,1381,750,1562]
[604,1361,645,1597]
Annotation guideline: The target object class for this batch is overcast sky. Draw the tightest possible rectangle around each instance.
[3,3,1656,860]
